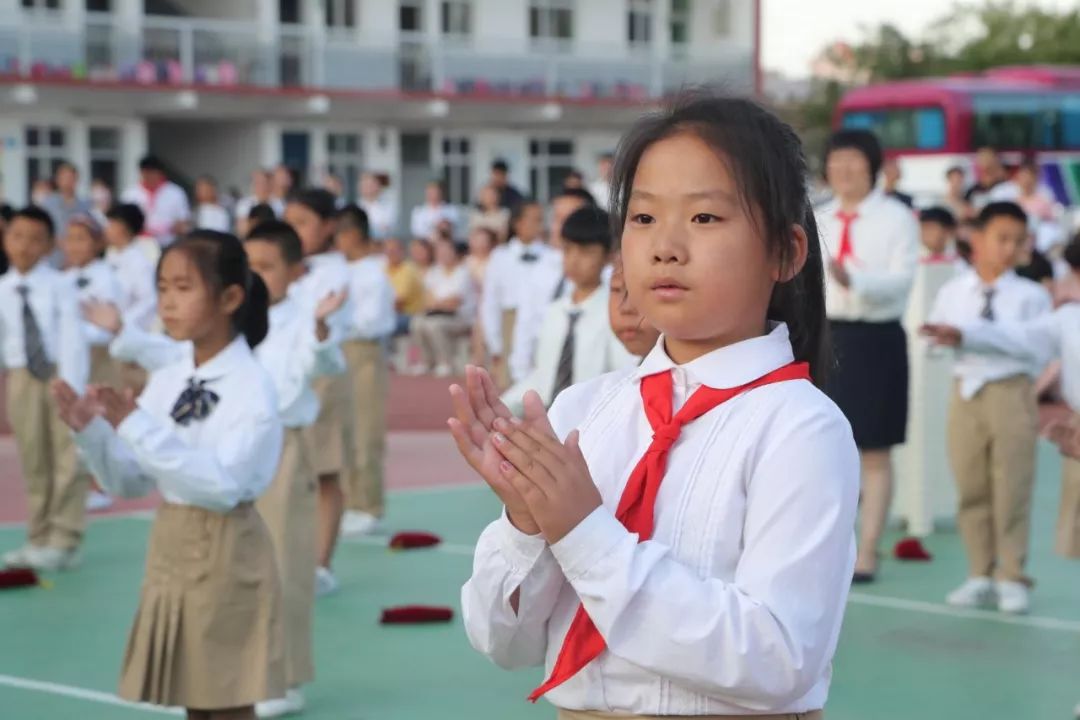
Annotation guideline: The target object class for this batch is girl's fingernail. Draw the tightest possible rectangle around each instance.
[492,433,505,445]
[493,418,506,431]
[500,461,513,474]
[509,416,523,425]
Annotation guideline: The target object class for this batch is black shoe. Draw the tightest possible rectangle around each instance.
[852,570,876,584]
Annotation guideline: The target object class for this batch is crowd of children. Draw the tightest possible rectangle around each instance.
[2,87,1080,719]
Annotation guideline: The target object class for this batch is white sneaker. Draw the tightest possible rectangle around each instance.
[996,580,1030,614]
[340,511,383,537]
[315,566,338,597]
[256,688,305,717]
[433,364,453,378]
[30,546,81,572]
[946,576,996,608]
[85,490,114,512]
[1073,700,1080,718]
[2,544,44,567]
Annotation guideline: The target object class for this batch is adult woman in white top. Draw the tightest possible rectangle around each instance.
[817,129,919,583]
[410,236,473,376]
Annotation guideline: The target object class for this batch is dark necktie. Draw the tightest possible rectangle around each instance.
[76,275,90,290]
[170,377,221,426]
[980,287,995,321]
[521,252,538,263]
[550,310,581,401]
[16,285,52,380]
[552,275,567,301]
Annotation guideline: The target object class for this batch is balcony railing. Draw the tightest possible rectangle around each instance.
[2,16,752,101]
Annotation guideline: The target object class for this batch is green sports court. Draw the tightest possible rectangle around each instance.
[1,415,1078,720]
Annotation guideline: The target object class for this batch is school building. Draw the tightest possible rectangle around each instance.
[0,0,759,224]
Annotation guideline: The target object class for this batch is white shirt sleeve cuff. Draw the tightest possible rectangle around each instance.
[550,506,629,581]
[495,508,548,573]
[117,408,160,446]
[74,415,114,450]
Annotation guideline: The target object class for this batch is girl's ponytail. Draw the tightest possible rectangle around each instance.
[237,270,270,348]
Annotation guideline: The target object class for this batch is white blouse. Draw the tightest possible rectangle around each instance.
[108,298,344,429]
[65,259,123,348]
[344,256,396,341]
[289,251,353,342]
[0,261,89,392]
[462,324,859,715]
[75,336,283,512]
[817,192,919,323]
[928,270,1053,399]
[479,238,559,357]
[957,302,1080,412]
[424,263,474,320]
[107,242,158,331]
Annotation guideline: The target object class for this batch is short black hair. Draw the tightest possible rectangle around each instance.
[560,205,612,252]
[12,205,55,238]
[555,186,596,206]
[287,187,337,219]
[919,206,957,229]
[1016,248,1054,284]
[138,155,166,173]
[54,160,78,177]
[946,166,965,178]
[0,203,13,223]
[245,219,304,265]
[824,129,883,181]
[976,201,1027,229]
[106,203,146,236]
[247,203,278,224]
[1064,234,1080,270]
[335,203,370,240]
[492,159,509,173]
[1018,155,1039,173]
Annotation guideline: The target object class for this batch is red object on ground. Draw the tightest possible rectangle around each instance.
[0,566,39,589]
[380,606,454,624]
[389,531,442,550]
[894,536,933,561]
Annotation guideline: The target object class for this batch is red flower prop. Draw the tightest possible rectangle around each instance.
[0,566,40,590]
[388,531,442,550]
[894,536,932,561]
[380,605,454,624]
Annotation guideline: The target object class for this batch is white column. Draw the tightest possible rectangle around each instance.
[258,121,282,169]
[308,126,328,184]
[0,117,27,204]
[119,118,147,194]
[68,118,91,194]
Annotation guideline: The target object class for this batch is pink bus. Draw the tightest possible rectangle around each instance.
[835,66,1080,206]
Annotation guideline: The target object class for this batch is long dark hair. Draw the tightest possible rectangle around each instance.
[609,89,830,385]
[158,230,270,348]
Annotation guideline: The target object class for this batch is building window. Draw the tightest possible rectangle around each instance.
[628,0,653,48]
[670,0,690,49]
[25,125,67,188]
[88,126,120,194]
[528,138,574,205]
[440,137,472,206]
[324,0,356,30]
[441,1,471,38]
[327,132,362,203]
[85,0,111,12]
[713,0,730,37]
[21,0,61,12]
[529,0,573,48]
[279,0,301,24]
[399,0,424,33]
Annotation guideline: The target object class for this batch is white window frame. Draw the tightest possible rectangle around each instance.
[439,135,472,207]
[669,0,690,54]
[324,0,357,32]
[326,131,363,203]
[628,0,653,50]
[529,0,574,52]
[440,0,472,40]
[25,124,68,188]
[88,125,121,192]
[528,137,575,206]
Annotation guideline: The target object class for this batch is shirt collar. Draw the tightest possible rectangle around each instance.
[635,322,796,389]
[9,260,49,283]
[962,269,1016,291]
[306,251,345,270]
[183,335,252,381]
[269,296,297,327]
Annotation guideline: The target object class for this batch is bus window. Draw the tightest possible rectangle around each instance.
[841,108,945,150]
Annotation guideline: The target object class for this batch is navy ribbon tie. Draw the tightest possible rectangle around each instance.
[521,252,539,263]
[170,377,221,426]
[76,275,90,289]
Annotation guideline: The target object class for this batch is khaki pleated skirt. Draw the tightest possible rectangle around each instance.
[1058,456,1080,559]
[302,373,355,477]
[89,345,120,386]
[119,502,285,709]
[256,427,317,687]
